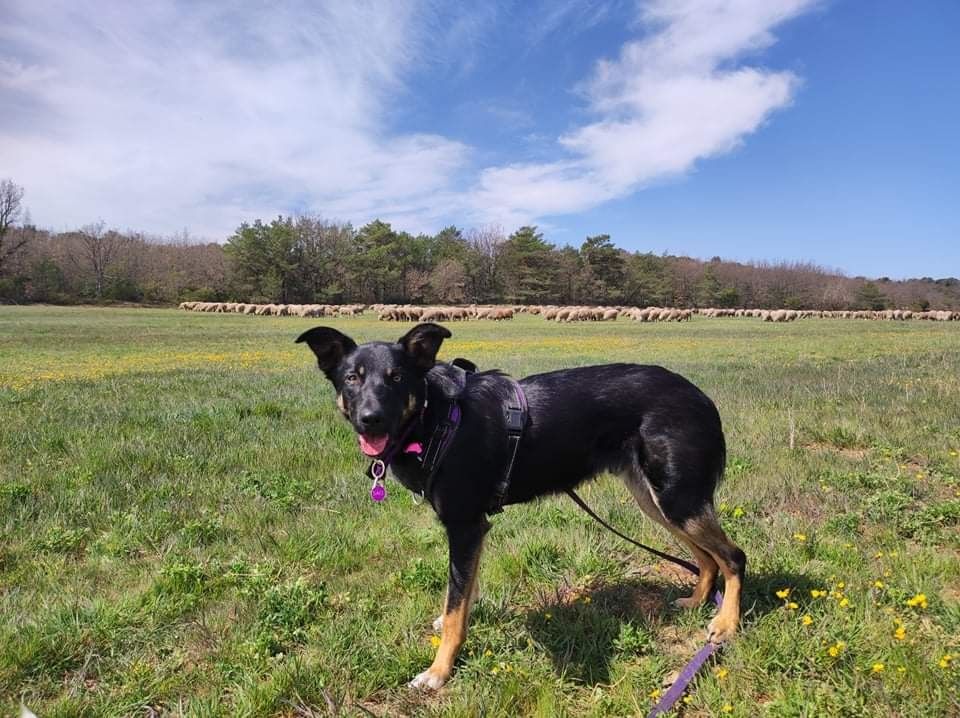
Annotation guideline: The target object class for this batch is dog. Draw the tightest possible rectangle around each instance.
[296,322,745,690]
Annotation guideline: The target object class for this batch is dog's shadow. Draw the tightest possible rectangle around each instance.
[521,566,818,686]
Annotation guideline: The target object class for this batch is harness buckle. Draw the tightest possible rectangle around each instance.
[505,407,525,433]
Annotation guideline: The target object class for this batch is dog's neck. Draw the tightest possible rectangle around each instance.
[386,367,464,500]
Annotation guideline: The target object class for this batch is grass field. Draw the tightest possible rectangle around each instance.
[1,306,959,717]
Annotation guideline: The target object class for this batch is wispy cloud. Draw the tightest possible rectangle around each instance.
[0,0,818,238]
[466,0,819,227]
[0,1,467,237]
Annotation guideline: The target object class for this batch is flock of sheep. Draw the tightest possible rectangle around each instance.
[177,302,364,317]
[178,301,958,322]
[695,308,959,322]
[372,304,515,321]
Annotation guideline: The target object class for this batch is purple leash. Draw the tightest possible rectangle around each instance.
[565,489,724,717]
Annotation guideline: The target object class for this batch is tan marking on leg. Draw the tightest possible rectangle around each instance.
[671,537,719,608]
[683,513,743,643]
[411,546,483,690]
[707,570,741,643]
[621,470,742,637]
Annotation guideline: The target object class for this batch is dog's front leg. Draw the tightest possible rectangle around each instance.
[409,518,488,690]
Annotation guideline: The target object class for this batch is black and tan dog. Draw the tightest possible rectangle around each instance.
[297,322,745,690]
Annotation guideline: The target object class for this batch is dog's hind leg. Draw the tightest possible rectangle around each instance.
[669,536,719,609]
[677,507,746,644]
[620,472,718,608]
[410,519,488,690]
[621,469,744,641]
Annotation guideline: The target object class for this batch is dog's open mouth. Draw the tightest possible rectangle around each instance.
[358,433,389,456]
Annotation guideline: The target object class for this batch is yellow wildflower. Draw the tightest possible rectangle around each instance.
[776,588,791,599]
[733,506,745,518]
[430,635,441,648]
[787,602,799,610]
[839,598,850,608]
[827,641,846,658]
[893,626,906,641]
[905,593,928,609]
[793,532,807,542]
[939,654,954,669]
[811,589,827,598]
[721,703,733,713]
[484,649,493,657]
[714,667,729,680]
[682,695,693,704]
[583,596,592,604]
[871,663,885,673]
[801,614,814,626]
[649,688,662,700]
[544,612,552,620]
[874,551,884,558]
[874,580,884,589]
[836,581,846,589]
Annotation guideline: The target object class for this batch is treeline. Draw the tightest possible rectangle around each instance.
[0,181,958,310]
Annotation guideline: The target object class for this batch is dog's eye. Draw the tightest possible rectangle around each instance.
[344,372,360,385]
[391,372,402,383]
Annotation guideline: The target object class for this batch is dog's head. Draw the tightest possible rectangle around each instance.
[296,322,451,456]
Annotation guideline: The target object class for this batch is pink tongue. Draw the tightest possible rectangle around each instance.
[359,434,389,456]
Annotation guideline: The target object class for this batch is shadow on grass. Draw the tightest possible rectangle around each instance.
[522,566,819,686]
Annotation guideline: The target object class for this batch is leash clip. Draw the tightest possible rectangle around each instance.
[368,459,387,501]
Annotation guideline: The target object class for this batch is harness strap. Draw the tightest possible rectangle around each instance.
[420,401,461,476]
[488,380,528,515]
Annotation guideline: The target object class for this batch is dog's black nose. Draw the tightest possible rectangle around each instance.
[359,410,385,431]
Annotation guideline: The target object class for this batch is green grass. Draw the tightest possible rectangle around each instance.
[1,306,959,717]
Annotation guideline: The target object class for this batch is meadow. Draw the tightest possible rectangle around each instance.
[1,306,958,717]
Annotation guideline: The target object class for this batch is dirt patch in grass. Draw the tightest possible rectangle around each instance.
[803,442,870,460]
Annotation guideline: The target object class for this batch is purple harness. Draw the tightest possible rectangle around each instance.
[365,375,527,515]
[365,382,465,505]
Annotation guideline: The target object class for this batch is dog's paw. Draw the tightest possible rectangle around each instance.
[432,614,444,632]
[408,669,448,691]
[673,595,704,609]
[707,613,738,644]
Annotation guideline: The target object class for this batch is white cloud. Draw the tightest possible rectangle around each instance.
[466,0,818,227]
[0,0,818,238]
[0,1,467,237]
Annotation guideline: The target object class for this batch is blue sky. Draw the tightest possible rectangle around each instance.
[1,1,957,278]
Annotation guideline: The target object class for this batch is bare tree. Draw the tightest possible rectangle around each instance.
[75,221,127,298]
[429,258,467,303]
[0,178,28,274]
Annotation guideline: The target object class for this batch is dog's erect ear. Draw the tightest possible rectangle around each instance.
[398,323,451,370]
[295,326,358,380]
[451,357,477,373]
